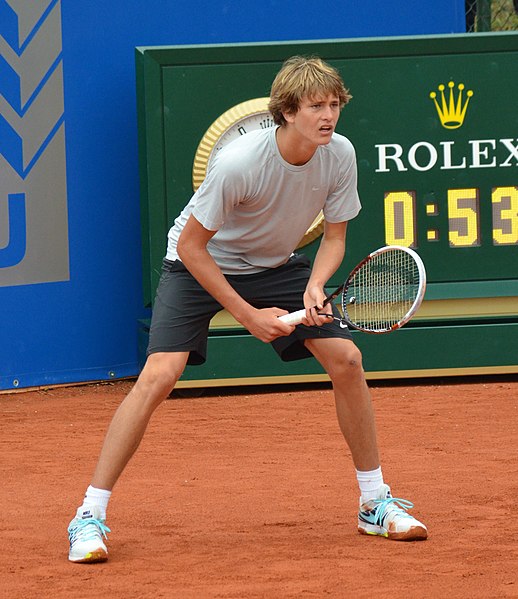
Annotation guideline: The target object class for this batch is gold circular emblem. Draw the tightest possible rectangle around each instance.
[192,97,324,248]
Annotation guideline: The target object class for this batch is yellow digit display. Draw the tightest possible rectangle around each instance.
[492,186,518,245]
[447,188,480,247]
[384,191,416,247]
[383,185,518,250]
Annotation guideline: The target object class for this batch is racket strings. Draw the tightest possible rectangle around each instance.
[344,250,419,332]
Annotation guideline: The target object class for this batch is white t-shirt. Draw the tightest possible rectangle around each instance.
[166,126,361,274]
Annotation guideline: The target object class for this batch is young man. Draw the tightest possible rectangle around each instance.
[67,56,427,563]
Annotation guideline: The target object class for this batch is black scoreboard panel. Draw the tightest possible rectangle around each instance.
[136,33,518,385]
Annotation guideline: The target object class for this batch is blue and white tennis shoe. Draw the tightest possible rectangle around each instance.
[358,484,427,541]
[68,505,110,562]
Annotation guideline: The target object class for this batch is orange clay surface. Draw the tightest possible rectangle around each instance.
[1,376,517,599]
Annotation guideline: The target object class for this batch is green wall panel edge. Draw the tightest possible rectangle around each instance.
[138,320,518,385]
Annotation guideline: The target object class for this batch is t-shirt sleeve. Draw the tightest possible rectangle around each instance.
[191,154,248,231]
[323,140,362,223]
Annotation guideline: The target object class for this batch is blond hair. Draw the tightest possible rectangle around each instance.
[268,56,351,126]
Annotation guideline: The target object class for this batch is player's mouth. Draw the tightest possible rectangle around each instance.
[319,125,334,134]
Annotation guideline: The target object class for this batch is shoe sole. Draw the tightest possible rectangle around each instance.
[69,548,108,563]
[358,524,428,541]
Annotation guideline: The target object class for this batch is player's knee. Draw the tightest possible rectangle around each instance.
[136,354,185,403]
[327,345,364,381]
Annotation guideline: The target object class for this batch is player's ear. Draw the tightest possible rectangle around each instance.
[282,109,296,124]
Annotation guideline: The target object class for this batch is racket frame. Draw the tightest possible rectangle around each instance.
[333,245,427,333]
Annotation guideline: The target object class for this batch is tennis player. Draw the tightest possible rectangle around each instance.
[68,56,427,563]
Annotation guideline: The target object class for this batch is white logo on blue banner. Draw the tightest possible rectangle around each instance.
[0,0,69,286]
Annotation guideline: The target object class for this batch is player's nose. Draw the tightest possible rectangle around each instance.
[321,104,334,120]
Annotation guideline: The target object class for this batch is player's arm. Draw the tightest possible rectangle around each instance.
[303,220,348,326]
[176,214,295,342]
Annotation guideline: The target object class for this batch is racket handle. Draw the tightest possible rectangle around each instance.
[278,309,306,326]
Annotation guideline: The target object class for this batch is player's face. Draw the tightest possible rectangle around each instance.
[284,94,341,146]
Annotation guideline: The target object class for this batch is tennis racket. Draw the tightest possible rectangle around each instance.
[278,245,426,333]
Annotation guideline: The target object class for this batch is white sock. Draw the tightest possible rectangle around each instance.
[356,466,384,503]
[82,485,112,520]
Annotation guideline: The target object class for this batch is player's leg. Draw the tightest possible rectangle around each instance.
[68,259,221,562]
[91,351,189,491]
[304,337,379,470]
[305,336,427,541]
[67,351,188,563]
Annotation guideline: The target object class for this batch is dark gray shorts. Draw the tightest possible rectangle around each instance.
[148,254,353,365]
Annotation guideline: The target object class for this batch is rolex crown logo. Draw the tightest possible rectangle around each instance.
[429,81,473,129]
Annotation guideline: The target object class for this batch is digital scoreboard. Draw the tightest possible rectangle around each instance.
[136,33,518,386]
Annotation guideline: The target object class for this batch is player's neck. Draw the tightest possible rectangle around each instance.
[275,126,318,166]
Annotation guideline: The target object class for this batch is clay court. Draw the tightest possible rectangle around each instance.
[1,375,517,598]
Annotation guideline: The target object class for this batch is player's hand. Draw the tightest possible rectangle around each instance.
[241,307,295,343]
[302,285,332,327]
